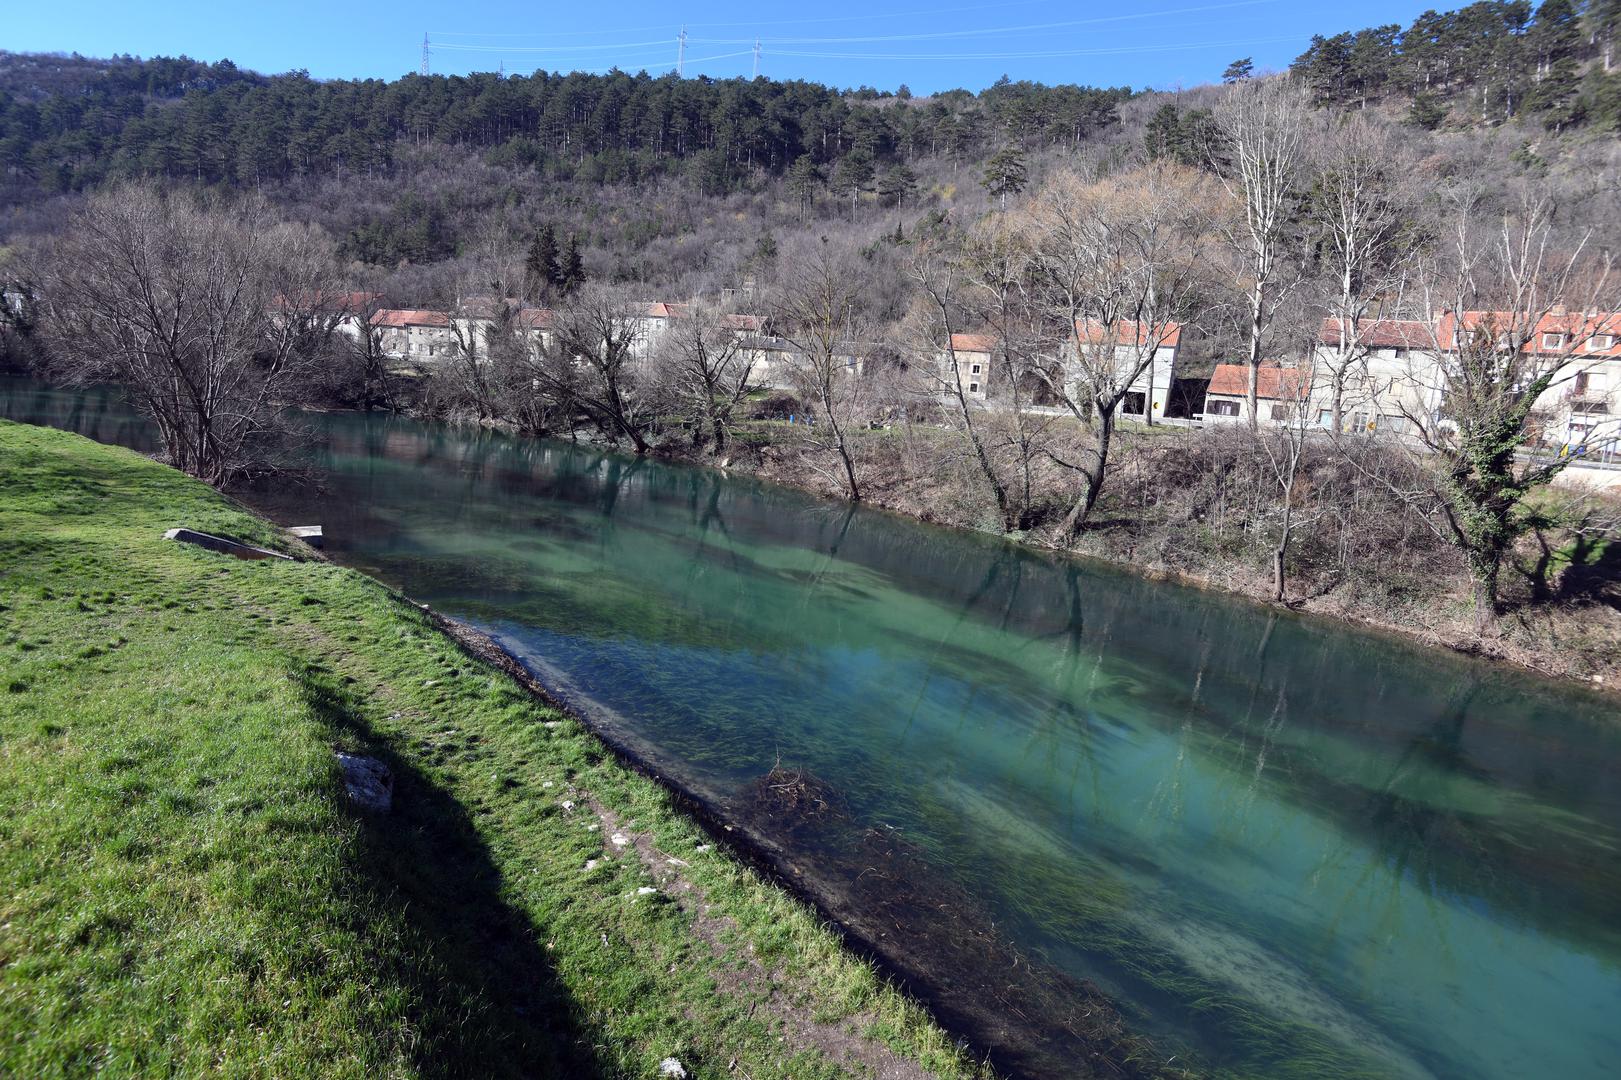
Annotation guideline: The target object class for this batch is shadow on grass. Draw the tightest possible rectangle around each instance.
[297,667,607,1080]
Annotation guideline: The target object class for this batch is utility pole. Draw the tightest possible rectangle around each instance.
[420,33,430,77]
[676,26,687,76]
[752,38,761,79]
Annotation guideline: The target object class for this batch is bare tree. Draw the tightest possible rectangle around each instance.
[35,185,337,486]
[1026,162,1219,537]
[655,301,760,455]
[1251,352,1325,602]
[545,284,666,453]
[1401,185,1618,629]
[1211,77,1314,430]
[962,215,1054,530]
[1308,113,1424,431]
[908,228,1017,530]
[774,241,870,501]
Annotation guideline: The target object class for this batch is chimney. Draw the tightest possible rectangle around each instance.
[1551,299,1568,316]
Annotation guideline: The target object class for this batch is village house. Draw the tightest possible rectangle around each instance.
[932,321,1180,415]
[372,309,454,363]
[269,290,382,342]
[1065,319,1181,421]
[1312,311,1621,450]
[1312,317,1444,436]
[1202,362,1311,424]
[941,333,996,400]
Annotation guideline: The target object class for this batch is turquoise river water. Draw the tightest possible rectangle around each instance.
[4,379,1619,1079]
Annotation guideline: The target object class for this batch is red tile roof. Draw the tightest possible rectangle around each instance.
[1207,363,1310,400]
[1438,310,1621,357]
[273,290,383,314]
[371,309,450,329]
[513,308,555,330]
[949,333,997,353]
[1074,318,1181,349]
[1317,317,1434,350]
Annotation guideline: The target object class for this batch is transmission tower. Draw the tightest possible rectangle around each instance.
[752,39,761,78]
[420,33,430,76]
[676,26,687,76]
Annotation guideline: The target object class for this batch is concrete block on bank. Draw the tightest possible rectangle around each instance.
[162,528,293,561]
[287,525,324,549]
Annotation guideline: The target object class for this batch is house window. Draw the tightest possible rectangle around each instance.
[1209,399,1240,416]
[969,381,981,393]
[1270,403,1294,421]
[1379,414,1412,434]
[1352,411,1370,432]
[970,363,982,375]
[1392,347,1408,358]
[1124,391,1146,415]
[1587,334,1615,352]
[1543,332,1566,350]
[1316,409,1334,428]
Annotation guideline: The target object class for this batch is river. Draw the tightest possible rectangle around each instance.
[5,377,1619,1079]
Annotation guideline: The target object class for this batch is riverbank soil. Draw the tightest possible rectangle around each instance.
[0,420,984,1079]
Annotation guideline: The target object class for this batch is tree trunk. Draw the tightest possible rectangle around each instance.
[1472,565,1500,634]
[1061,406,1113,539]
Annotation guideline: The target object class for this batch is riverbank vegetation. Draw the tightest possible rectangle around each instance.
[0,419,989,1079]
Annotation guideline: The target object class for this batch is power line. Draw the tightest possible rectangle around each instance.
[688,0,1280,46]
[771,35,1297,61]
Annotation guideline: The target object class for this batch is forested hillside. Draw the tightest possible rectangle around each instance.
[0,50,1127,196]
[4,0,1621,301]
[1293,0,1621,130]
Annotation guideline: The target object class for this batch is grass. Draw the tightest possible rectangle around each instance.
[0,419,984,1079]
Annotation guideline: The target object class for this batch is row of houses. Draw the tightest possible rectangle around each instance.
[1201,312,1620,453]
[317,296,825,390]
[305,291,1616,455]
[941,310,1618,454]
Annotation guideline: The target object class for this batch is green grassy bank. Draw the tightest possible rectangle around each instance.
[0,420,982,1079]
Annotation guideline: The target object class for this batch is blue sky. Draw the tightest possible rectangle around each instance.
[9,1,1442,93]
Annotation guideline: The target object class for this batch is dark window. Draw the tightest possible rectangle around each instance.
[1210,399,1240,416]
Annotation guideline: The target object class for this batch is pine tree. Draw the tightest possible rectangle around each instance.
[1223,57,1254,83]
[877,163,917,206]
[787,154,820,219]
[524,225,559,301]
[981,145,1027,209]
[558,234,585,297]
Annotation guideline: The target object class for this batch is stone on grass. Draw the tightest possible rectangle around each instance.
[335,752,393,813]
[610,832,630,848]
[658,1057,687,1078]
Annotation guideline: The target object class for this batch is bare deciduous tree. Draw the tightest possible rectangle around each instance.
[774,241,872,501]
[1026,162,1219,537]
[1212,77,1314,429]
[908,228,1017,530]
[655,301,760,455]
[1308,113,1424,431]
[545,284,667,453]
[36,185,337,486]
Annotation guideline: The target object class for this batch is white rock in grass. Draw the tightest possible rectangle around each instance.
[335,752,392,814]
[658,1058,687,1079]
[610,832,630,848]
[560,800,575,811]
[694,844,712,854]
[636,886,658,896]
[582,859,600,872]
